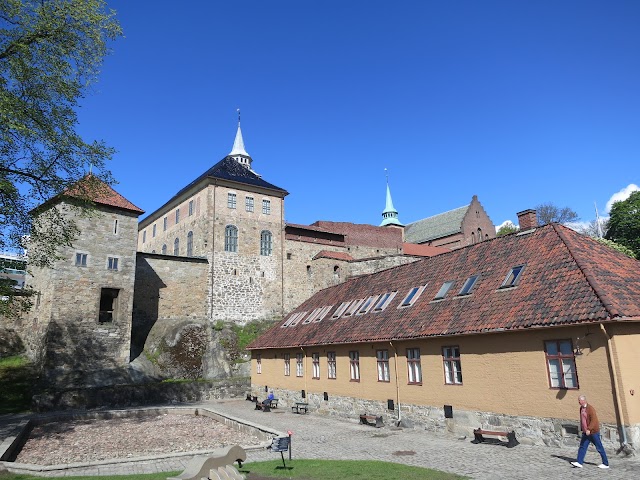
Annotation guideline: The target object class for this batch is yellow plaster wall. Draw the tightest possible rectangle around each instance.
[606,323,640,424]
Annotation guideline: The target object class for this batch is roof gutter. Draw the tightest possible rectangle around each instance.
[599,323,630,452]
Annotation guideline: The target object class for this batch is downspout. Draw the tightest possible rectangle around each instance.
[599,323,629,448]
[280,197,285,318]
[210,183,217,321]
[301,347,307,400]
[390,341,401,425]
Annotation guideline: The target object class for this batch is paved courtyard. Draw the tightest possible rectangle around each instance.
[1,399,638,479]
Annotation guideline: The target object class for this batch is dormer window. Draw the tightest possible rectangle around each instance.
[458,276,479,296]
[433,281,454,300]
[399,285,426,308]
[501,265,524,288]
[372,291,397,312]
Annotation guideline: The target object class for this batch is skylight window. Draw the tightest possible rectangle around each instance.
[458,275,479,296]
[281,312,300,327]
[372,291,397,312]
[314,305,333,322]
[501,265,525,288]
[357,295,380,315]
[289,311,307,327]
[433,281,455,300]
[398,285,427,308]
[303,307,323,324]
[332,301,351,319]
[343,299,365,317]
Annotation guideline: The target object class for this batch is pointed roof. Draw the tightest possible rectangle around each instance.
[380,183,403,227]
[229,123,250,157]
[35,174,144,215]
[248,224,640,349]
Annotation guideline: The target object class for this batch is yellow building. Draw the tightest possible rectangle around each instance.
[248,210,640,451]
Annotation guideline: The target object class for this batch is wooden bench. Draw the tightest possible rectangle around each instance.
[291,402,309,414]
[245,394,257,402]
[472,428,519,448]
[255,398,278,412]
[359,414,384,428]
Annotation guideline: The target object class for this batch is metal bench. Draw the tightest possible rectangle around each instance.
[255,398,278,412]
[359,414,384,428]
[292,402,308,414]
[472,428,519,448]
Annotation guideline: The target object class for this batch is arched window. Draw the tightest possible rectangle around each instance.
[187,231,194,257]
[174,237,179,255]
[225,225,238,252]
[333,265,340,279]
[161,244,167,255]
[471,232,476,244]
[477,228,483,241]
[260,230,272,256]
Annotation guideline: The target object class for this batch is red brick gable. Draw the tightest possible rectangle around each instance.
[402,243,449,257]
[311,221,403,249]
[249,224,640,349]
[313,250,354,261]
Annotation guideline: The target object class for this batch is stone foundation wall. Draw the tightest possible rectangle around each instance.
[250,385,637,452]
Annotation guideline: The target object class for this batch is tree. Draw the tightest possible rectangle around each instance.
[576,218,609,239]
[496,221,519,236]
[535,203,579,226]
[595,238,636,259]
[0,0,121,313]
[605,190,640,259]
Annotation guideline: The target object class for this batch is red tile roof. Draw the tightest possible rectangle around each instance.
[311,221,403,249]
[62,175,144,214]
[402,243,449,257]
[313,250,354,261]
[249,224,640,349]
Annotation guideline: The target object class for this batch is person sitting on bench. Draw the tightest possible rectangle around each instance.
[256,390,275,410]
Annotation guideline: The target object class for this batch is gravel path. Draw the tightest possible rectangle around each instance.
[15,413,264,466]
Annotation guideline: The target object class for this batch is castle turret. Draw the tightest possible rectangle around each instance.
[380,176,403,227]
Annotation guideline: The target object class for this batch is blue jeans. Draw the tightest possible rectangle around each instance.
[577,432,609,466]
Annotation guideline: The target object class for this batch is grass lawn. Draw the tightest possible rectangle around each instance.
[0,355,36,414]
[0,460,467,480]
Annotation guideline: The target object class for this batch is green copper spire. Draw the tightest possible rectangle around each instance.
[380,169,403,227]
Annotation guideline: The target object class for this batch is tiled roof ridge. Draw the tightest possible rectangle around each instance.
[62,174,144,214]
[552,224,619,319]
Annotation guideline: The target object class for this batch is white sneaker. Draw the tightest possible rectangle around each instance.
[598,464,610,469]
[570,461,583,468]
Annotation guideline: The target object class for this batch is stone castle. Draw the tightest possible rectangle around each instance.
[5,120,495,389]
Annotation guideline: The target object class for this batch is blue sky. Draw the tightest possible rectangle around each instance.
[77,0,640,230]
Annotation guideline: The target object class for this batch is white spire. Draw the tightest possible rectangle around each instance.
[228,109,253,170]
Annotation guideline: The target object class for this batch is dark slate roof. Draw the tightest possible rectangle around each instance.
[249,224,640,349]
[404,205,468,243]
[176,156,288,198]
[60,174,144,214]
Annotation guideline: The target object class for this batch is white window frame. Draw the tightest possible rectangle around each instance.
[349,351,360,381]
[107,256,119,271]
[262,199,271,215]
[312,352,320,379]
[75,252,88,267]
[407,348,422,384]
[398,285,427,308]
[377,350,390,382]
[327,352,336,379]
[284,353,291,376]
[443,346,462,385]
[372,291,397,312]
[296,353,304,377]
[228,192,237,209]
[245,196,254,212]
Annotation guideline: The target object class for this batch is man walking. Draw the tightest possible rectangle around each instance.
[571,395,609,469]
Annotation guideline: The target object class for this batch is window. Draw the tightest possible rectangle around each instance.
[443,346,462,384]
[245,196,254,212]
[377,350,390,382]
[99,288,119,323]
[228,192,237,209]
[188,200,194,216]
[187,231,194,257]
[289,311,307,327]
[332,301,351,319]
[262,199,271,215]
[142,230,146,243]
[459,275,479,296]
[173,238,179,255]
[407,348,422,384]
[356,295,380,315]
[399,285,426,308]
[545,340,578,389]
[175,208,180,224]
[75,253,87,267]
[260,230,272,256]
[107,257,119,271]
[152,224,156,237]
[161,244,167,255]
[163,217,167,231]
[296,353,304,377]
[501,265,525,288]
[225,225,238,252]
[343,299,364,317]
[303,307,323,324]
[284,353,291,376]
[113,219,118,235]
[434,281,454,300]
[327,352,336,379]
[373,291,397,312]
[349,351,360,381]
[256,354,262,374]
[312,353,320,379]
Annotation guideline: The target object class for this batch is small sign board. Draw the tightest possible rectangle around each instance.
[271,436,290,452]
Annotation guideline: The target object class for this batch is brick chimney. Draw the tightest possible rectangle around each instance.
[517,209,538,231]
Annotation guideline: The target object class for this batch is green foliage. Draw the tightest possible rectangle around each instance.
[496,222,518,236]
[232,318,277,351]
[0,0,122,310]
[595,238,636,259]
[605,190,640,259]
[535,202,579,225]
[240,459,467,479]
[0,354,36,413]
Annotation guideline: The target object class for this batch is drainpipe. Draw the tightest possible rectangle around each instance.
[301,347,307,400]
[389,341,401,425]
[599,323,629,448]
